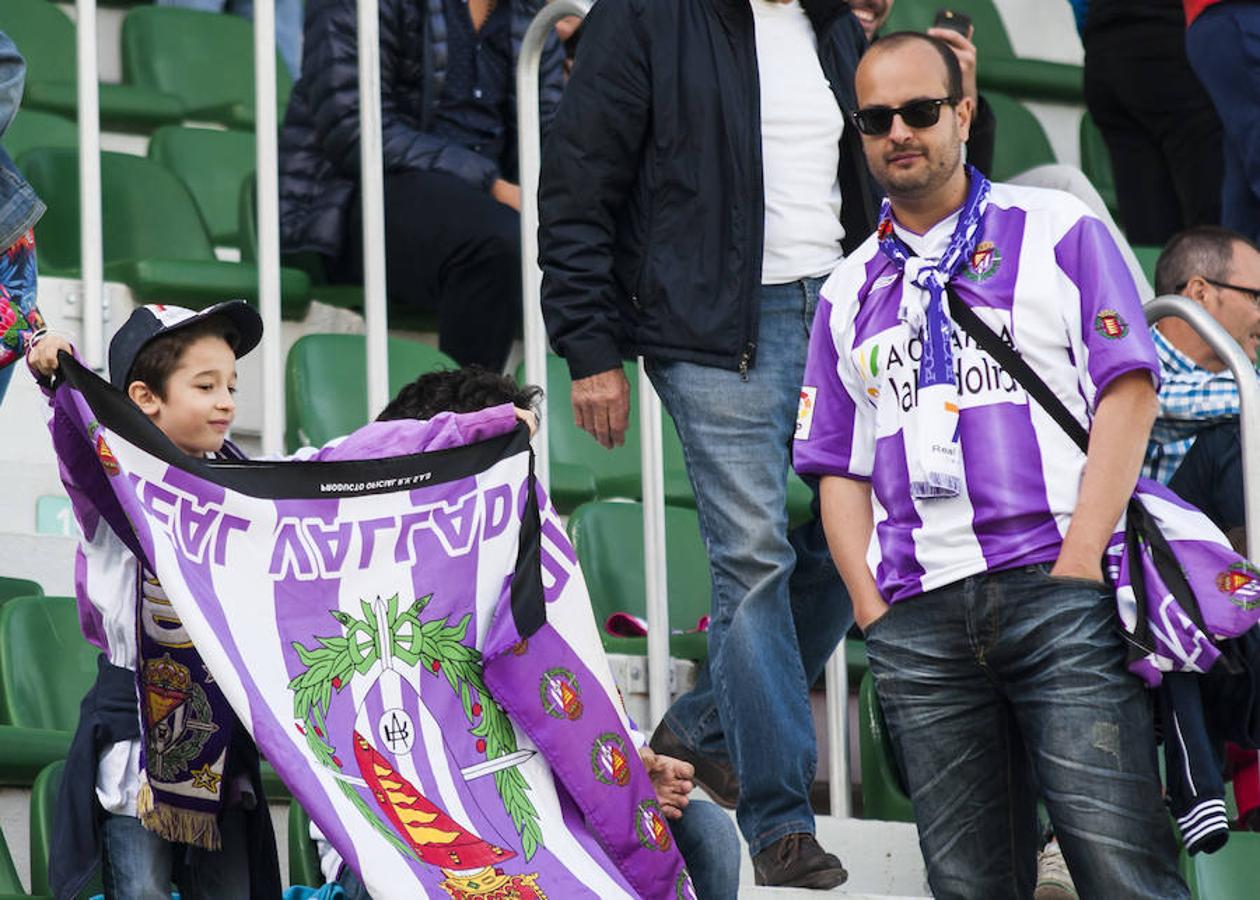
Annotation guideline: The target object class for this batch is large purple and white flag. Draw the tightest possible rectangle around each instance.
[51,357,694,900]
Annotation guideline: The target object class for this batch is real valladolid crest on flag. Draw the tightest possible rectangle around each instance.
[50,356,694,900]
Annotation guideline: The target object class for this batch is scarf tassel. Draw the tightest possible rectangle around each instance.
[137,777,222,851]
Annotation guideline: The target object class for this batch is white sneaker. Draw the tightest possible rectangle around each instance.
[1035,840,1078,900]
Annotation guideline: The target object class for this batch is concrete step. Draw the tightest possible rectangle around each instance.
[734,816,929,898]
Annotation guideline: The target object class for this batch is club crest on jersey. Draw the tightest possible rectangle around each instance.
[1217,561,1260,610]
[635,800,673,852]
[590,732,632,787]
[96,433,120,476]
[796,386,817,440]
[539,667,583,721]
[964,241,1001,282]
[1094,309,1129,340]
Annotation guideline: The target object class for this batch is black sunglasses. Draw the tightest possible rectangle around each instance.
[852,97,958,136]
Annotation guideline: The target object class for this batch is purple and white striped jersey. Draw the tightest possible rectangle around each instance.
[794,183,1159,603]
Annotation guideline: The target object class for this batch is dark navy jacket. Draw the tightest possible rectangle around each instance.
[538,0,879,380]
[278,0,565,260]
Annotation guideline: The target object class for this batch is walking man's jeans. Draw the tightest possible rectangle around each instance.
[865,565,1188,900]
[646,277,854,855]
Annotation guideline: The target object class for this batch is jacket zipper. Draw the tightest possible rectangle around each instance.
[738,341,756,381]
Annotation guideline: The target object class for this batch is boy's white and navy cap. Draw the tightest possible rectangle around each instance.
[108,300,263,390]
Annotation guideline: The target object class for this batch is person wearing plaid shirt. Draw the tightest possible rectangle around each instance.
[1145,226,1260,544]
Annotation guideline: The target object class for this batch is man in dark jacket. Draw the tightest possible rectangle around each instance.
[278,0,564,370]
[538,0,876,887]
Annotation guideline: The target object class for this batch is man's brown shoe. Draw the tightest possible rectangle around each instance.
[752,833,848,889]
[648,719,740,809]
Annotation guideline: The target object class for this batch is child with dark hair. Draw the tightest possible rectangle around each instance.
[28,302,280,900]
[377,365,542,425]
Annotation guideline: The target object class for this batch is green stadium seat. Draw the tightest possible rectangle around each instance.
[122,7,292,130]
[0,823,23,897]
[149,126,256,247]
[18,147,311,317]
[284,333,459,451]
[1180,830,1260,900]
[0,0,183,132]
[1079,113,1120,220]
[0,724,71,788]
[30,760,101,899]
[1133,245,1162,292]
[288,803,322,888]
[0,577,43,607]
[982,91,1056,181]
[0,596,97,732]
[1,109,78,162]
[566,501,713,661]
[858,671,914,822]
[881,0,1084,103]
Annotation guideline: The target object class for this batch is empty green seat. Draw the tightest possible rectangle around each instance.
[284,333,459,451]
[30,760,101,898]
[0,596,97,731]
[149,126,256,247]
[1180,830,1260,900]
[122,7,292,130]
[0,0,183,132]
[1079,113,1120,220]
[0,823,22,896]
[982,91,1056,181]
[288,803,322,888]
[19,147,311,316]
[1133,245,1163,293]
[566,501,712,661]
[858,671,914,823]
[0,723,72,788]
[881,0,1083,103]
[1,108,78,162]
[0,576,43,607]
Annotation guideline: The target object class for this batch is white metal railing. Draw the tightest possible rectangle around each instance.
[75,0,104,370]
[357,0,390,417]
[253,0,283,455]
[1145,295,1260,552]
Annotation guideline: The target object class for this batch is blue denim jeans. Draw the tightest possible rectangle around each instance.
[646,277,854,855]
[101,810,252,899]
[865,565,1188,900]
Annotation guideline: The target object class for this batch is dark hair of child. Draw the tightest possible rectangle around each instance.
[376,366,543,422]
[127,317,241,400]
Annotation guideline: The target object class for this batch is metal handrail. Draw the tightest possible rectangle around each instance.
[358,0,390,417]
[254,0,283,456]
[75,0,104,370]
[1145,295,1260,552]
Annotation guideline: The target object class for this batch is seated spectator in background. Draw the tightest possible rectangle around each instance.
[278,0,564,372]
[1082,0,1222,246]
[801,33,1188,898]
[1146,225,1260,550]
[309,368,741,900]
[156,0,304,79]
[849,0,996,175]
[0,30,46,407]
[1185,0,1260,245]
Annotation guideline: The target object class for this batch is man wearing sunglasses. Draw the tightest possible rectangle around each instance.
[1146,225,1260,551]
[538,0,879,888]
[796,32,1189,898]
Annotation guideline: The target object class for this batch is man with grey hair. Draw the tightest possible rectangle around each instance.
[1146,225,1260,548]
